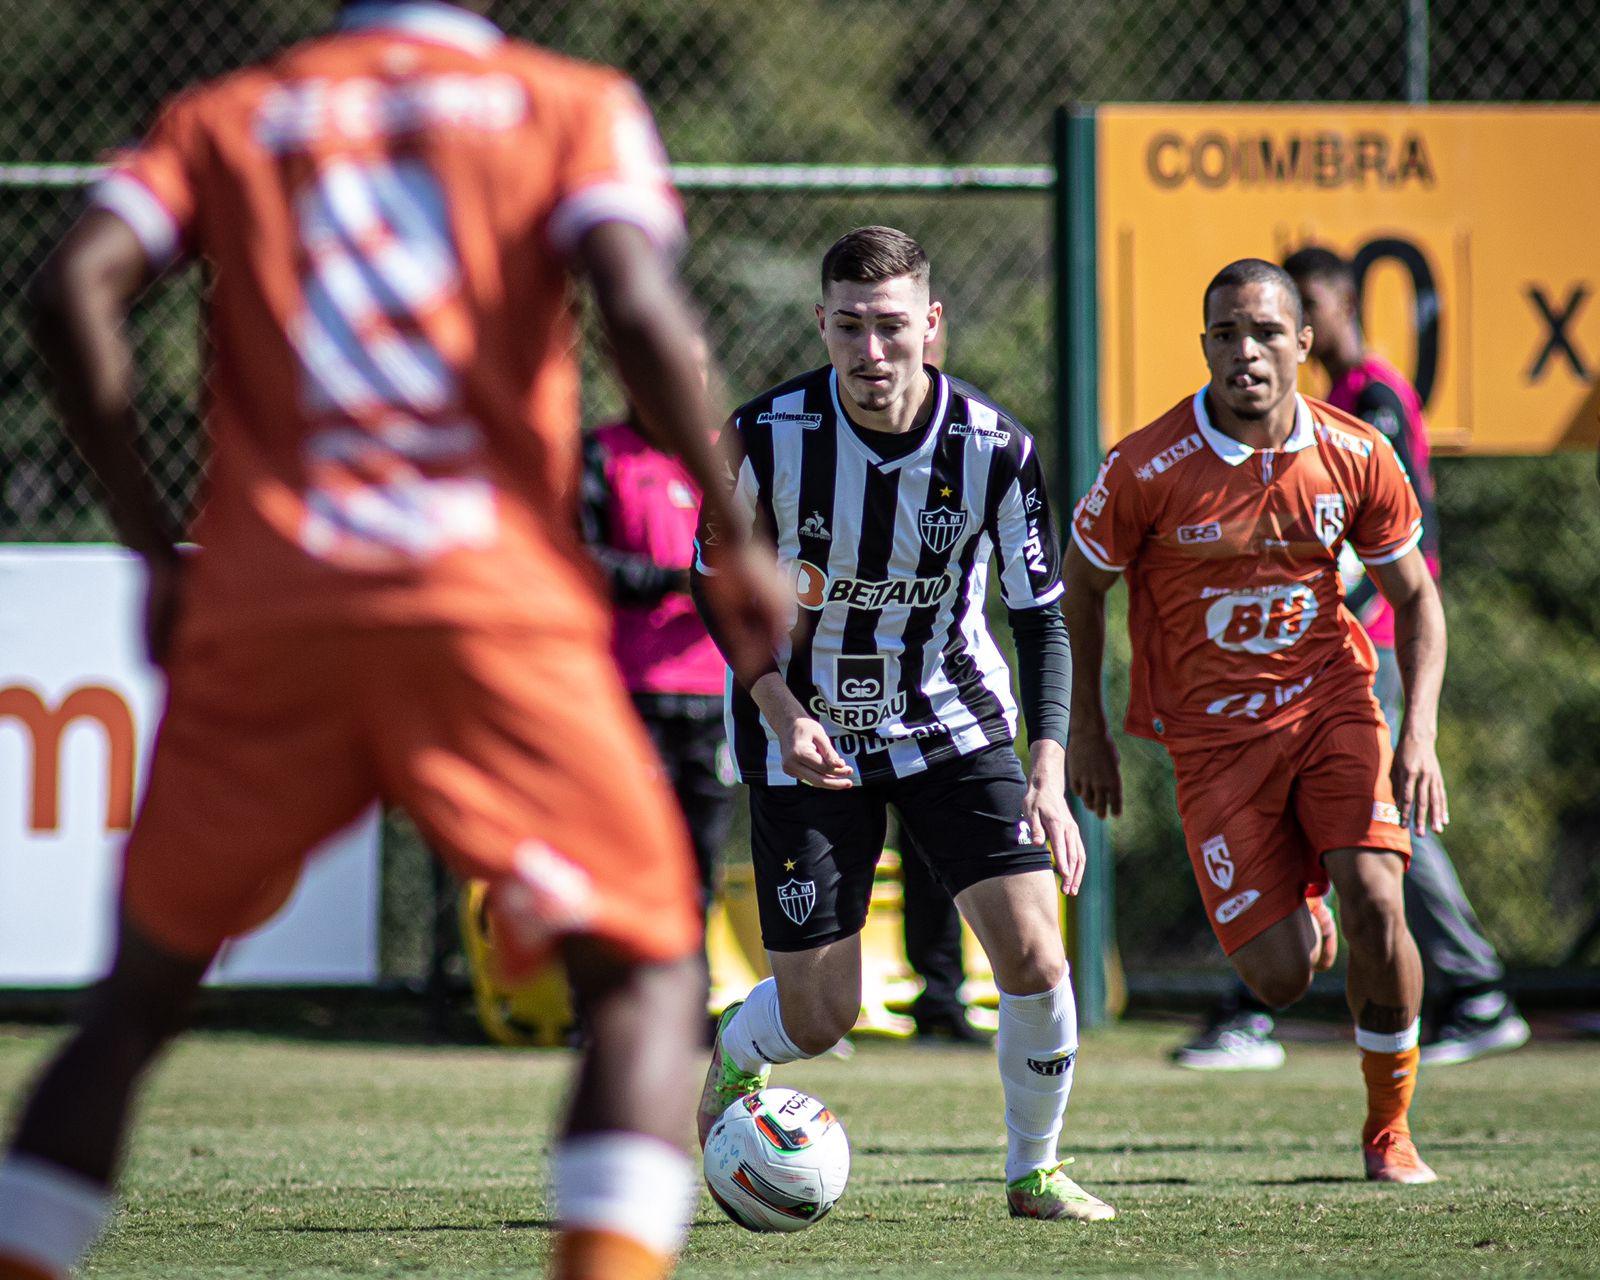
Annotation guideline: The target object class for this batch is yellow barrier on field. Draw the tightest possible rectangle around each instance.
[459,849,999,1046]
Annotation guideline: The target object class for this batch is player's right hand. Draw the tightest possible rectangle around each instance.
[780,717,856,790]
[1067,724,1123,819]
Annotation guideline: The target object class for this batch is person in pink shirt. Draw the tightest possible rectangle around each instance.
[1174,247,1527,1074]
[580,343,735,939]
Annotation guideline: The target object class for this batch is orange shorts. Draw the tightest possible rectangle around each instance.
[123,623,702,971]
[1169,694,1412,956]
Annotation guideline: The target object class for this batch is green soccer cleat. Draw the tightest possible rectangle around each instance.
[1006,1159,1117,1222]
[697,1001,770,1149]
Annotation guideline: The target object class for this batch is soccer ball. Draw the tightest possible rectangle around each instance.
[702,1087,851,1232]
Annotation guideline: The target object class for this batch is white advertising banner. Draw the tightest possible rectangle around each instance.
[0,546,381,986]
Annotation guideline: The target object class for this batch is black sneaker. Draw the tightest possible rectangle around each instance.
[1420,990,1530,1066]
[1171,1010,1285,1071]
[913,1005,996,1046]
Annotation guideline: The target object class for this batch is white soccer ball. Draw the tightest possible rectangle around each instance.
[703,1086,851,1232]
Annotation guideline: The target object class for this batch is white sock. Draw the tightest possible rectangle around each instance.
[722,978,811,1075]
[1355,1020,1421,1054]
[551,1131,696,1257]
[0,1153,115,1277]
[996,973,1079,1183]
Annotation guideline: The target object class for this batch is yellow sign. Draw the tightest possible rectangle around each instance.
[1096,106,1600,454]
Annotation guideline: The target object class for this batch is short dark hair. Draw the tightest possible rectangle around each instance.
[1203,257,1304,328]
[1282,245,1356,293]
[820,226,930,295]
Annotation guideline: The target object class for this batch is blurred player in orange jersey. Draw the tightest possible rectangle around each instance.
[1064,259,1448,1185]
[0,4,785,1279]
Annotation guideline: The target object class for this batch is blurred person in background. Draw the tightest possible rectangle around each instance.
[1172,246,1528,1073]
[0,4,785,1279]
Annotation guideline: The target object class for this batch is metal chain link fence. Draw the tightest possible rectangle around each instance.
[3,1,1596,985]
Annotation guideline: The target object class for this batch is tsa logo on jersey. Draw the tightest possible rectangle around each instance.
[777,878,817,926]
[1201,835,1235,890]
[1313,494,1347,548]
[919,505,967,553]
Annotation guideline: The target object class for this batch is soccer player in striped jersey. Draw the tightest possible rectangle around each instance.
[1065,258,1447,1184]
[691,226,1114,1222]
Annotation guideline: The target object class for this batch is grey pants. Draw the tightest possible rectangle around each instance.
[1371,648,1504,993]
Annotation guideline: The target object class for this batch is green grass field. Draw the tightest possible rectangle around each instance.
[1,1019,1596,1278]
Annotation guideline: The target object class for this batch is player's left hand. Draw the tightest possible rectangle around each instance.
[1392,730,1450,836]
[1026,741,1087,896]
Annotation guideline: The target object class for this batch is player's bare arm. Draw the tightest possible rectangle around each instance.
[578,221,788,681]
[1024,739,1087,896]
[1061,542,1123,819]
[749,672,855,790]
[29,208,185,663]
[1367,549,1450,835]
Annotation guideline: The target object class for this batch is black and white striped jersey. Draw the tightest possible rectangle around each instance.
[696,365,1063,785]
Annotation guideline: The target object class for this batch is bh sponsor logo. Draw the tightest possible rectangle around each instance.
[1215,889,1261,924]
[1205,583,1318,654]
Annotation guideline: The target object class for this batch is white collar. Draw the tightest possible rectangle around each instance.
[1192,386,1316,467]
[336,2,503,55]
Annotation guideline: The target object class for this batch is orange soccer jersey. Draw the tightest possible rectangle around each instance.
[93,5,684,640]
[1071,389,1423,750]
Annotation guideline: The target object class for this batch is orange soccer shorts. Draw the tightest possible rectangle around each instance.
[1168,694,1412,956]
[122,622,702,972]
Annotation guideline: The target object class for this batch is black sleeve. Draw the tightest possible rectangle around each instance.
[1007,601,1071,749]
[578,432,688,606]
[1353,380,1438,559]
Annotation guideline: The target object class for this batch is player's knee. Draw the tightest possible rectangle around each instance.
[1242,964,1313,1010]
[779,989,858,1055]
[990,948,1066,997]
[1338,891,1408,961]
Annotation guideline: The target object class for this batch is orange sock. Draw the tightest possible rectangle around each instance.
[1359,1044,1420,1144]
[550,1228,674,1280]
[0,1252,59,1280]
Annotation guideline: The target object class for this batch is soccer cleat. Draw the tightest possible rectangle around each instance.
[1420,991,1530,1066]
[1006,1160,1117,1222]
[1363,1130,1438,1184]
[1171,1010,1285,1071]
[1307,894,1338,972]
[697,1001,769,1149]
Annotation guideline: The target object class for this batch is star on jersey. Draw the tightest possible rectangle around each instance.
[939,485,953,497]
[784,859,797,872]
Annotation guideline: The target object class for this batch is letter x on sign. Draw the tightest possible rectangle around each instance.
[1526,284,1589,381]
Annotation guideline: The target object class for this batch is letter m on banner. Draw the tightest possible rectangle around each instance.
[0,685,136,832]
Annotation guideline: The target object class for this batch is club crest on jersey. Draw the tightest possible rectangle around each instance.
[777,878,817,926]
[1314,494,1347,548]
[919,504,967,553]
[1201,835,1234,890]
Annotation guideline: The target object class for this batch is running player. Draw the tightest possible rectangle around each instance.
[1174,247,1528,1071]
[0,5,784,1279]
[1064,258,1447,1184]
[693,226,1114,1222]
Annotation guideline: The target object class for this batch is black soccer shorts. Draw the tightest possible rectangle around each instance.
[747,743,1054,952]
